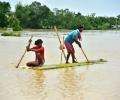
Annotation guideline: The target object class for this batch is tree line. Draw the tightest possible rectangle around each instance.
[0,1,120,31]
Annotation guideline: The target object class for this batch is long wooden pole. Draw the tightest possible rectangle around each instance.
[16,35,33,68]
[60,51,63,64]
[54,26,67,61]
[80,47,89,63]
[60,36,65,64]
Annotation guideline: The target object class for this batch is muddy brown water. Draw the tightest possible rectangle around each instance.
[0,30,120,100]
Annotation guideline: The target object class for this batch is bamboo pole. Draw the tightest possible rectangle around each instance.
[54,26,67,61]
[80,47,89,63]
[16,35,33,68]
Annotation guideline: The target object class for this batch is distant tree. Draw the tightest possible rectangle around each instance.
[27,1,52,28]
[117,15,120,25]
[15,1,53,29]
[0,1,11,28]
[13,1,120,30]
[40,5,53,28]
[8,14,22,31]
[53,8,75,29]
[64,10,75,29]
[15,2,31,28]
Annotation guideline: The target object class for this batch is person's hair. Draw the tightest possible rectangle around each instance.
[35,39,43,45]
[77,25,84,29]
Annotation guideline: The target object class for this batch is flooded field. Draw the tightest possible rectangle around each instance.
[0,30,120,100]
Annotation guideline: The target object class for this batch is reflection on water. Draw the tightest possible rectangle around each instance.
[0,30,120,100]
[58,68,85,100]
[23,70,46,100]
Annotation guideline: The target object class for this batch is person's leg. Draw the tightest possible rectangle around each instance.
[64,42,72,63]
[70,45,77,63]
[66,53,70,63]
[26,53,44,67]
[65,42,76,63]
[71,54,77,63]
[26,61,39,67]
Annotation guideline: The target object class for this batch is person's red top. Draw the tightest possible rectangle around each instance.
[31,46,44,64]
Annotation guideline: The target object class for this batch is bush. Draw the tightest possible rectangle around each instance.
[13,25,22,31]
[8,15,22,31]
[1,31,21,36]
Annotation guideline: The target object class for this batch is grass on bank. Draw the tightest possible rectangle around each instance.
[1,31,21,36]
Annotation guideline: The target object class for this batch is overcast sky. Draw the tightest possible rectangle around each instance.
[1,0,120,17]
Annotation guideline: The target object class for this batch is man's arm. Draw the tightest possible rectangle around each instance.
[73,38,81,48]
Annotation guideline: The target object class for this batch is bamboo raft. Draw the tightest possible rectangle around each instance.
[20,59,107,70]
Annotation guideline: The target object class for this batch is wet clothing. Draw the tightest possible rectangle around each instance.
[31,46,44,65]
[64,42,75,59]
[65,29,81,44]
[64,29,81,59]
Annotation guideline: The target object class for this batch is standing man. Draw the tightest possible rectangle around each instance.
[64,25,84,63]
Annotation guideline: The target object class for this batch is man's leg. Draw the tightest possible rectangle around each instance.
[65,42,76,63]
[70,45,77,63]
[66,53,70,63]
[71,53,77,63]
[26,61,38,67]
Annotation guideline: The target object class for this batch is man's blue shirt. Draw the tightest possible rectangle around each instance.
[65,29,80,44]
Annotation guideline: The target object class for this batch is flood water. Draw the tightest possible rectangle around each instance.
[0,30,120,100]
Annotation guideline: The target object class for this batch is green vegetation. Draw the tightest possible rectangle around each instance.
[1,31,21,36]
[8,15,22,31]
[0,1,120,31]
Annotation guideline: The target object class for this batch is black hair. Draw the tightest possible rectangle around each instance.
[77,25,84,29]
[35,39,43,45]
